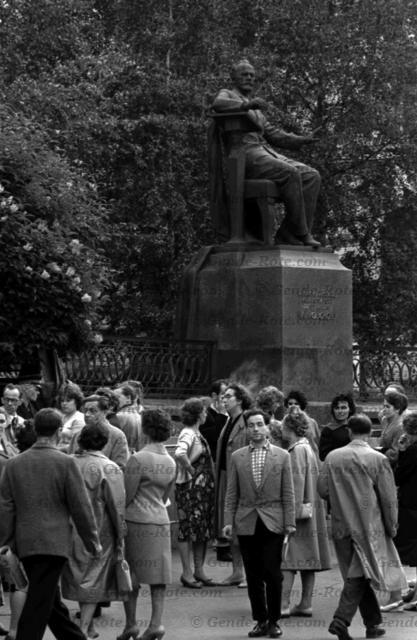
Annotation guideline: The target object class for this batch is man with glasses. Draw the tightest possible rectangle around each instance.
[2,384,24,446]
[215,383,253,586]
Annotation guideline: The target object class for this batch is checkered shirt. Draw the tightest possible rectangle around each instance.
[249,440,270,487]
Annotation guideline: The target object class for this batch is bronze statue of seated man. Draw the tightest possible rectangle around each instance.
[210,59,321,247]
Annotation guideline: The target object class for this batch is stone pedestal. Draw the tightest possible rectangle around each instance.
[177,244,352,402]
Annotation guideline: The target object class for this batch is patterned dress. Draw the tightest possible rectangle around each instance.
[175,435,215,542]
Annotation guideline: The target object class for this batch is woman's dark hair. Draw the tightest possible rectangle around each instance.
[181,398,205,426]
[142,409,171,442]
[284,411,309,437]
[403,411,417,436]
[226,383,253,411]
[330,393,356,420]
[78,423,109,451]
[385,391,408,415]
[348,413,372,435]
[244,409,271,426]
[58,383,84,410]
[284,390,307,411]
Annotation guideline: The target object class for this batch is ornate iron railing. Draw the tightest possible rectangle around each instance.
[4,342,417,401]
[63,338,215,398]
[353,345,417,399]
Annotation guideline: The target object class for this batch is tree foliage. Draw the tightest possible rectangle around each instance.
[1,0,417,354]
[0,104,108,363]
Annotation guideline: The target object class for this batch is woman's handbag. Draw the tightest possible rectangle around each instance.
[298,502,313,520]
[0,546,28,589]
[115,545,132,593]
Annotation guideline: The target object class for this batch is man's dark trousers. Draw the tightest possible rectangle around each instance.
[334,577,382,629]
[238,517,284,624]
[332,538,382,629]
[16,555,86,640]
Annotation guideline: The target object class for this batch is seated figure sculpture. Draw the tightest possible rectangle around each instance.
[210,59,321,247]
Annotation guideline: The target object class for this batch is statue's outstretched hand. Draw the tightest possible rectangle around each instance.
[245,97,270,111]
[301,126,322,144]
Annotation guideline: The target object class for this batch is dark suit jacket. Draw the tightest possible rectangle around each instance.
[200,406,228,462]
[216,413,249,476]
[395,442,417,508]
[224,444,295,535]
[0,442,100,559]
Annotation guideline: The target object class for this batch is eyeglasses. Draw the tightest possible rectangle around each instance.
[3,397,19,404]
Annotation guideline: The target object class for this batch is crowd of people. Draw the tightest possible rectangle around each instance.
[0,378,415,640]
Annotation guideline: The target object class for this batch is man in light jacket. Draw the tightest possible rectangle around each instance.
[223,409,295,638]
[0,408,101,640]
[318,413,407,640]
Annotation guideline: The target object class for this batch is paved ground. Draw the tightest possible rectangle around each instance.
[1,546,416,640]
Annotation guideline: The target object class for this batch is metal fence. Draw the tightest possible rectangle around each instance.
[4,342,417,400]
[353,345,417,399]
[63,338,215,398]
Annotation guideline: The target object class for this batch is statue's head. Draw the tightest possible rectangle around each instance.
[231,59,255,95]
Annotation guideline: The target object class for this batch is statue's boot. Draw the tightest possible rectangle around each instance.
[299,233,321,248]
[276,226,303,245]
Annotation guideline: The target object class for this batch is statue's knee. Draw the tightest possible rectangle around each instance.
[287,167,303,184]
[307,168,321,185]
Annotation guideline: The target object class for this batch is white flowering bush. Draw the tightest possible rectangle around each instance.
[0,106,108,364]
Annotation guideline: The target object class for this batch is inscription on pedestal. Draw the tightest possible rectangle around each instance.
[179,246,352,400]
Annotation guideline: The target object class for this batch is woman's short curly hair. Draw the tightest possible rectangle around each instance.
[330,393,356,420]
[256,386,284,413]
[58,382,84,410]
[226,383,253,411]
[78,423,109,451]
[142,409,171,442]
[403,411,417,436]
[283,411,309,437]
[181,398,205,426]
